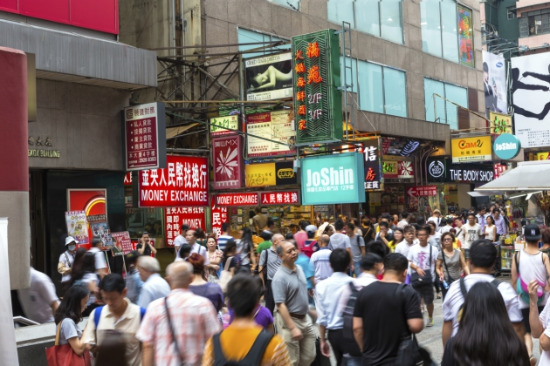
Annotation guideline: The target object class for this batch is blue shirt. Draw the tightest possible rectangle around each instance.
[137,273,170,308]
[309,248,333,283]
[125,268,143,304]
[296,254,314,290]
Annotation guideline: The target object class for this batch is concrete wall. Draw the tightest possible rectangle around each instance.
[28,79,131,171]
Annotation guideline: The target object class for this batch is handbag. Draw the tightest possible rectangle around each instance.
[411,245,433,287]
[45,322,91,366]
[219,257,234,293]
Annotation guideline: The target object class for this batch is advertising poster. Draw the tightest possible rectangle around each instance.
[211,196,228,238]
[212,135,242,190]
[458,5,474,67]
[489,111,513,135]
[483,51,508,116]
[511,52,550,148]
[67,189,107,247]
[65,210,90,245]
[245,163,277,187]
[88,214,113,249]
[246,110,296,157]
[245,53,293,101]
[165,207,205,246]
[138,155,209,207]
[451,136,492,163]
[111,231,133,256]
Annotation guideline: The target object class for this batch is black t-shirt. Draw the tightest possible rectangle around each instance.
[353,282,422,365]
[137,243,152,256]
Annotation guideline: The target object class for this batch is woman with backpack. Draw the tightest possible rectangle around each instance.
[512,224,550,365]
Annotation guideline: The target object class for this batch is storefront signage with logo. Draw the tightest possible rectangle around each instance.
[124,102,166,171]
[165,207,205,246]
[451,136,492,163]
[398,161,415,179]
[301,152,365,205]
[493,133,521,160]
[246,110,296,157]
[292,29,342,144]
[245,161,297,187]
[489,112,513,135]
[276,161,297,185]
[212,135,242,189]
[382,161,398,179]
[260,191,300,205]
[138,155,208,207]
[537,152,550,160]
[427,157,494,183]
[210,115,239,135]
[407,186,437,197]
[364,138,383,190]
[215,193,259,206]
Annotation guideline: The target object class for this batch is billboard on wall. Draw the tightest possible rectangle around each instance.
[138,155,208,207]
[246,110,296,157]
[245,53,293,101]
[301,153,365,205]
[451,136,492,163]
[245,161,297,188]
[458,5,474,67]
[483,51,508,116]
[292,29,342,144]
[511,52,550,148]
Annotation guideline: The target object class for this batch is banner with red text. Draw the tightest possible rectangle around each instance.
[165,207,206,246]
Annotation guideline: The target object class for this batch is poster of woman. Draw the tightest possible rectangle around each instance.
[245,52,293,101]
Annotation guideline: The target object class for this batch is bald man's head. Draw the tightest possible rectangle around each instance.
[165,261,193,289]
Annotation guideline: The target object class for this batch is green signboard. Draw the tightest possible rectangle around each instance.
[301,153,365,205]
[292,29,342,144]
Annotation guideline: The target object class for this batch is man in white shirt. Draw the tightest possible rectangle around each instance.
[408,225,439,327]
[173,224,189,258]
[462,213,482,261]
[397,212,410,229]
[88,238,108,279]
[442,239,523,346]
[58,236,77,294]
[439,218,453,234]
[426,209,442,232]
[18,267,59,323]
[184,229,209,264]
[394,225,419,258]
[137,256,170,308]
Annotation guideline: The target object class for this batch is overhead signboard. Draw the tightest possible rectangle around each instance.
[212,135,242,190]
[292,29,342,144]
[210,115,239,135]
[407,186,437,197]
[451,136,492,163]
[245,52,293,101]
[494,133,521,160]
[301,152,365,205]
[260,190,300,205]
[138,155,208,207]
[245,161,297,188]
[124,102,166,171]
[215,192,259,206]
[427,157,495,184]
[246,110,296,157]
[211,196,228,238]
[363,138,383,191]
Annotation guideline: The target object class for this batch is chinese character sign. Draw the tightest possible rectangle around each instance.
[292,30,342,144]
[489,112,513,135]
[211,197,228,239]
[111,231,133,256]
[363,138,383,191]
[246,110,296,157]
[164,207,206,246]
[138,155,209,207]
[212,135,242,190]
[451,136,492,163]
[260,191,300,205]
[124,102,167,171]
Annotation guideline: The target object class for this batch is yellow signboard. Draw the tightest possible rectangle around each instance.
[489,112,513,135]
[451,136,492,163]
[245,163,276,187]
[537,152,550,160]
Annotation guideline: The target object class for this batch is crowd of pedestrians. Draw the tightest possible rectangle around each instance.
[16,203,550,365]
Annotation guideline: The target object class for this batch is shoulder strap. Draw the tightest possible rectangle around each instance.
[212,332,227,364]
[442,250,450,282]
[240,330,274,364]
[491,278,502,288]
[164,297,184,363]
[64,252,71,267]
[349,281,359,295]
[140,307,146,321]
[55,321,62,346]
[224,257,233,271]
[515,251,520,275]
[459,277,467,299]
[93,306,104,329]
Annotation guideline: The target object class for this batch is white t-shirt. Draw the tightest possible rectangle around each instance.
[173,234,186,248]
[539,303,550,365]
[462,223,482,249]
[88,247,107,271]
[18,268,59,323]
[442,273,522,337]
[407,244,439,279]
[394,240,417,259]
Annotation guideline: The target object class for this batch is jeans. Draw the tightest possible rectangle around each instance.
[353,260,362,277]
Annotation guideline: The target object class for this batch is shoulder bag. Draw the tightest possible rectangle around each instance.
[45,321,91,366]
[219,256,234,293]
[410,245,433,287]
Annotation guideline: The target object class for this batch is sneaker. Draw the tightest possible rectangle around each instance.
[426,317,434,327]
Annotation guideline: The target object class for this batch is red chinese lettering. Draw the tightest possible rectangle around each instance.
[294,50,304,61]
[366,168,376,181]
[297,105,307,116]
[296,91,306,102]
[296,77,306,88]
[295,63,306,74]
[307,66,323,84]
[298,120,307,130]
[306,42,320,58]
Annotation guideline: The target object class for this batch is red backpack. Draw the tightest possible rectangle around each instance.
[302,239,318,258]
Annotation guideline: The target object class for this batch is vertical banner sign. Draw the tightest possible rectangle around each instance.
[483,51,508,116]
[139,155,209,207]
[211,196,228,239]
[212,135,242,189]
[489,112,513,135]
[111,232,133,256]
[364,138,383,191]
[124,102,167,171]
[65,210,90,245]
[458,5,474,67]
[165,207,206,246]
[292,29,342,144]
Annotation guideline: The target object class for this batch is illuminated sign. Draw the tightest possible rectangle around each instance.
[451,136,492,163]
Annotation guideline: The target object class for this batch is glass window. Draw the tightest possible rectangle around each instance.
[444,83,467,130]
[441,0,458,62]
[268,0,300,10]
[327,0,355,28]
[355,0,381,36]
[380,0,403,44]
[421,0,442,57]
[359,62,384,113]
[237,28,287,59]
[424,78,468,129]
[383,67,407,117]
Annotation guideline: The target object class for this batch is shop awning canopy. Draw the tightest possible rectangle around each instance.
[475,160,550,192]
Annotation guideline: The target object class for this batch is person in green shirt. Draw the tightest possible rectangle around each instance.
[255,231,273,253]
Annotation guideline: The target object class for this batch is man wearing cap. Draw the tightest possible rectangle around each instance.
[58,236,77,294]
[427,209,442,232]
[512,223,550,365]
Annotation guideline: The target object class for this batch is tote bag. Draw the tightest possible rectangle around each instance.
[45,321,91,366]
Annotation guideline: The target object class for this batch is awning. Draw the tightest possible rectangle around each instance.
[166,123,200,139]
[475,160,550,192]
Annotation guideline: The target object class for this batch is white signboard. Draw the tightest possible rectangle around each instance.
[482,51,508,115]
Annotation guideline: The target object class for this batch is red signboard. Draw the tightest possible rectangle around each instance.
[494,163,508,179]
[211,196,228,238]
[407,185,437,197]
[215,193,259,206]
[260,191,300,205]
[111,231,133,255]
[0,0,119,34]
[212,135,242,190]
[124,172,132,186]
[125,102,166,171]
[138,155,209,207]
[165,207,205,246]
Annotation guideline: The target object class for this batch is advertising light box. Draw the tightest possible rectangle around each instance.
[301,153,365,205]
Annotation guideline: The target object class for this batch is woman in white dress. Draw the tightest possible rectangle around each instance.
[484,215,497,242]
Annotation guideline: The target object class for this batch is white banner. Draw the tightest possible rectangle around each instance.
[511,52,550,148]
[482,51,508,115]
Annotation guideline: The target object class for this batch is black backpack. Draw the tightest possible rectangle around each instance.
[341,282,362,357]
[212,329,273,365]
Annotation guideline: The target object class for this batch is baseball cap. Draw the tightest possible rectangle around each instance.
[524,224,541,241]
[65,236,77,246]
[305,225,318,233]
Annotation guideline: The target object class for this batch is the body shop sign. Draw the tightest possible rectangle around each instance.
[427,157,494,183]
[451,136,492,163]
[292,30,342,144]
[138,155,208,207]
[301,153,365,205]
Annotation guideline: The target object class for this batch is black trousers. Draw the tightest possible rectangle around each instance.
[328,329,346,366]
[265,279,275,314]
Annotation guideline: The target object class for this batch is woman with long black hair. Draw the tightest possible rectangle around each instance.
[442,281,530,366]
[53,284,90,356]
[237,227,256,273]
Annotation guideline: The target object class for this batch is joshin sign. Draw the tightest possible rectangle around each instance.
[138,155,208,207]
